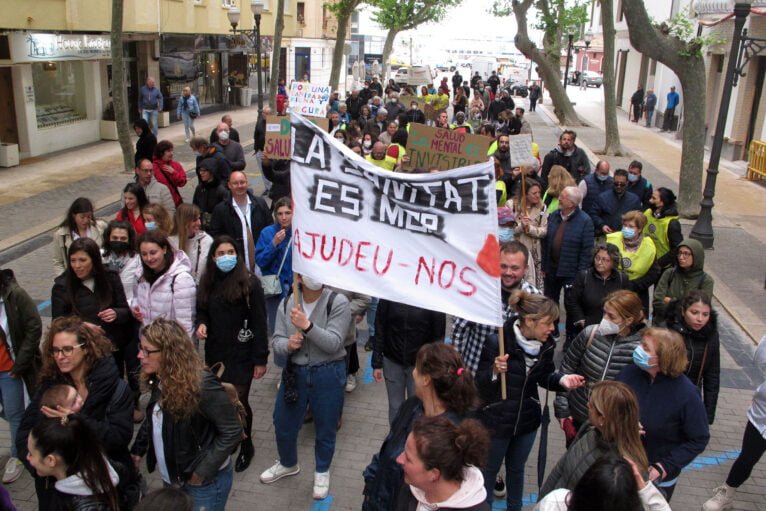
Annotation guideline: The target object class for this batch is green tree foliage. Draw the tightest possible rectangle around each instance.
[327,0,364,91]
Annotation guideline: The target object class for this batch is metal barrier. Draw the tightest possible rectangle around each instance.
[746,140,766,180]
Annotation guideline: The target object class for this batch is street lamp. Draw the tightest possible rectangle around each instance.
[690,3,764,249]
[228,0,265,117]
[563,29,594,87]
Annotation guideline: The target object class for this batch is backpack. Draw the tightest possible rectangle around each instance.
[208,362,248,440]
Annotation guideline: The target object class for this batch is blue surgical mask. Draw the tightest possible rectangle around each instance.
[632,345,656,371]
[622,227,636,239]
[145,221,157,231]
[628,173,639,183]
[215,254,237,273]
[499,227,514,243]
[596,173,609,182]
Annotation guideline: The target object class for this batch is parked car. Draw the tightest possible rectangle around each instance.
[578,70,603,88]
[503,80,528,98]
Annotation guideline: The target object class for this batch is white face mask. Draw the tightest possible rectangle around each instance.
[218,130,230,141]
[598,318,621,336]
[363,140,372,149]
[301,275,323,291]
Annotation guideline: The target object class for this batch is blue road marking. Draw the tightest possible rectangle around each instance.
[310,495,334,511]
[37,299,51,312]
[362,352,374,384]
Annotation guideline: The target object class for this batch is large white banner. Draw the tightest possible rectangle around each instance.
[289,113,503,327]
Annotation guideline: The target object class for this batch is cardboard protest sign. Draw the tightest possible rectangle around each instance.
[403,123,492,172]
[289,113,503,327]
[305,116,329,130]
[289,82,331,117]
[263,115,291,159]
[508,134,537,168]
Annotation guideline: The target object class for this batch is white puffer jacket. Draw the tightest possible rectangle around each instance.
[169,231,213,284]
[132,250,196,337]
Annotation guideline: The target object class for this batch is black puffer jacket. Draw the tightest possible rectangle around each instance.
[565,268,630,328]
[51,271,132,347]
[666,309,720,424]
[372,300,446,369]
[130,370,243,485]
[192,170,229,232]
[476,321,564,438]
[262,158,291,204]
[554,323,645,424]
[539,426,615,497]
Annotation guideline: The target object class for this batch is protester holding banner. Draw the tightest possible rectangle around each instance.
[261,274,350,501]
[255,197,293,335]
[476,290,585,511]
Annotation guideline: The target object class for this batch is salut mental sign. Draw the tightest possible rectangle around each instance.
[289,113,503,327]
[403,123,492,171]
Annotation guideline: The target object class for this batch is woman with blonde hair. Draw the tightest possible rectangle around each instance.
[130,318,243,510]
[618,327,710,501]
[543,166,585,214]
[555,289,646,442]
[169,203,212,284]
[506,178,547,289]
[142,203,173,236]
[540,380,648,496]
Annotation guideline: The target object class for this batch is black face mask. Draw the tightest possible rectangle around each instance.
[109,241,130,254]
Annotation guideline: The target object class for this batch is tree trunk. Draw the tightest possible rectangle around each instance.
[268,0,285,111]
[622,1,706,217]
[512,0,582,126]
[600,0,623,155]
[381,28,399,82]
[111,0,134,172]
[329,11,351,91]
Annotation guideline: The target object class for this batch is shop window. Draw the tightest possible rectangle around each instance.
[32,61,87,129]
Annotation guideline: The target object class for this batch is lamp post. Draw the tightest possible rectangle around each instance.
[563,29,593,87]
[228,0,265,117]
[690,3,763,249]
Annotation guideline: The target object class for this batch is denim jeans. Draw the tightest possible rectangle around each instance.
[181,112,196,139]
[482,431,538,511]
[142,109,159,137]
[181,462,233,511]
[383,356,415,426]
[0,371,25,458]
[273,360,346,472]
[646,109,654,127]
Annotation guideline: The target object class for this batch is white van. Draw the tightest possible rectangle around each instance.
[394,65,435,87]
[470,57,499,82]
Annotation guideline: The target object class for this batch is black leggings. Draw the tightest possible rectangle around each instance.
[233,380,253,443]
[727,420,766,488]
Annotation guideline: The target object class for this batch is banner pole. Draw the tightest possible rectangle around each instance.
[520,168,527,214]
[292,274,302,310]
[498,325,507,400]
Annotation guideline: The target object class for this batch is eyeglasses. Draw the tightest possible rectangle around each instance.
[139,346,162,356]
[51,343,85,357]
[678,251,693,257]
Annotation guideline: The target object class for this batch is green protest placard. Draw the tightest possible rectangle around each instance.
[263,115,292,159]
[403,123,492,171]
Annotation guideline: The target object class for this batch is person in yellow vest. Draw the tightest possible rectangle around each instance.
[479,124,497,155]
[494,159,508,206]
[366,142,397,171]
[642,187,682,270]
[386,128,407,167]
[449,112,473,134]
[606,210,661,313]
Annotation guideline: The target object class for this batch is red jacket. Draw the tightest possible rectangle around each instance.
[116,208,146,235]
[152,159,187,206]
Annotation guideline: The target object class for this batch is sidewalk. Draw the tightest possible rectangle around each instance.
[537,89,766,342]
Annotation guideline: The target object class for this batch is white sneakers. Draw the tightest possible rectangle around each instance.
[259,461,330,500]
[703,484,736,511]
[259,461,300,484]
[2,457,23,484]
[313,471,330,500]
[345,374,358,393]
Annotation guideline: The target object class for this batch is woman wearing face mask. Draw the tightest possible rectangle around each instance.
[256,197,294,336]
[362,132,376,156]
[606,211,660,313]
[476,290,585,511]
[617,328,710,501]
[665,290,720,425]
[169,204,213,285]
[554,289,645,443]
[53,197,108,277]
[642,187,683,271]
[540,381,648,497]
[506,179,548,289]
[565,243,630,336]
[102,221,141,302]
[116,182,148,236]
[196,236,268,473]
[652,239,714,321]
[142,203,173,236]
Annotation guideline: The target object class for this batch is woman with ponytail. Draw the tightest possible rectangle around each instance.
[395,415,491,511]
[27,416,120,510]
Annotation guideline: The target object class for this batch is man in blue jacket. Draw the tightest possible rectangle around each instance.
[581,160,612,218]
[591,169,642,236]
[661,86,680,132]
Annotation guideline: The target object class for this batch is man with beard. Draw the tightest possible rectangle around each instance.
[541,130,591,188]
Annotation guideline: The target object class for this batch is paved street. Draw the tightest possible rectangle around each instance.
[0,92,764,510]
